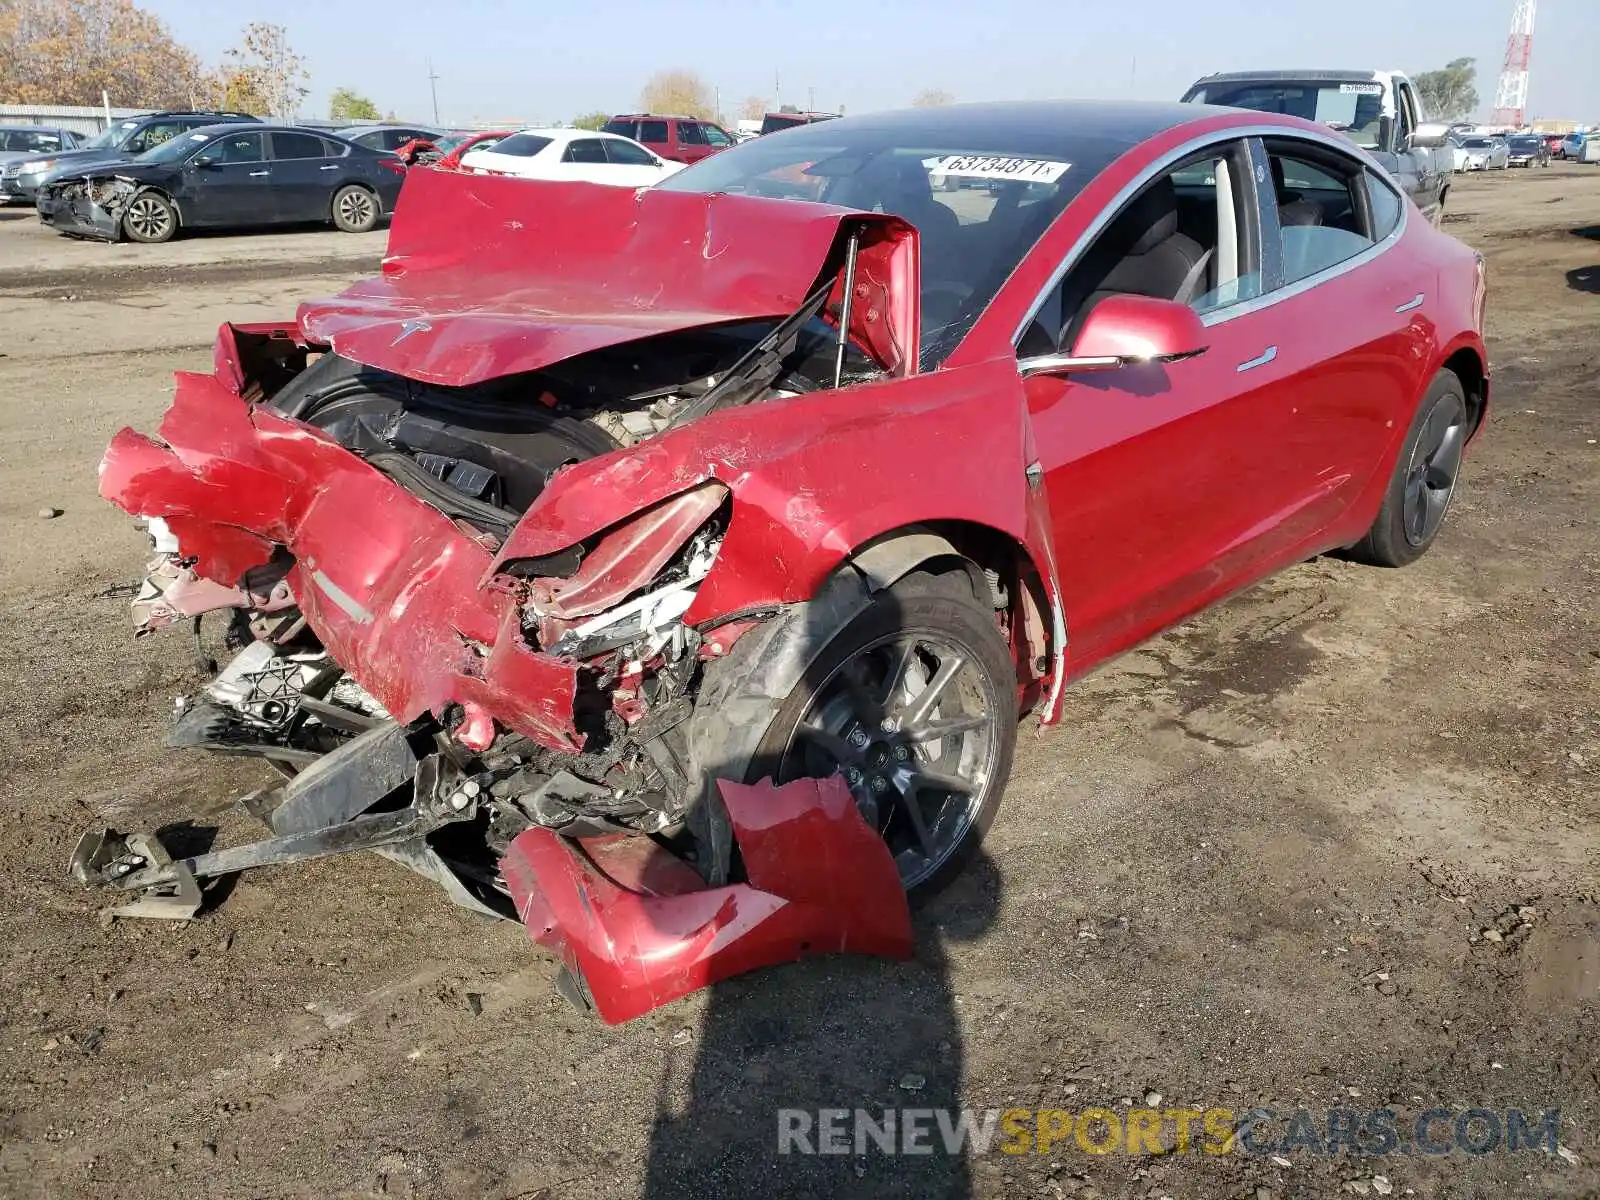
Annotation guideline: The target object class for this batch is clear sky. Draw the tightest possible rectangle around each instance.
[145,0,1597,127]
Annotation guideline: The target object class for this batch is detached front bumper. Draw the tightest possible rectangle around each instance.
[503,776,913,1023]
[100,365,587,752]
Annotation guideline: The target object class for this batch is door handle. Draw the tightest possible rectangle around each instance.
[1236,346,1277,373]
[1394,293,1425,313]
[319,164,340,171]
[248,170,270,177]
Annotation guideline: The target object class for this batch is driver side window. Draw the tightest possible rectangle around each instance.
[1019,139,1261,357]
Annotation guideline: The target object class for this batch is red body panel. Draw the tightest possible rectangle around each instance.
[297,168,917,387]
[499,775,913,1024]
[947,111,1487,679]
[99,371,589,752]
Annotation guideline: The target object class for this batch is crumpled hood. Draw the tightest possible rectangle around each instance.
[295,167,920,387]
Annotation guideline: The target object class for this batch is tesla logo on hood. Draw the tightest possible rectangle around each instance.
[391,318,432,345]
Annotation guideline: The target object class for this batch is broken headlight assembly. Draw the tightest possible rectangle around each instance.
[517,481,730,664]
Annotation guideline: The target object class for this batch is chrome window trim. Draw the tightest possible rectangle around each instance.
[1011,122,1409,345]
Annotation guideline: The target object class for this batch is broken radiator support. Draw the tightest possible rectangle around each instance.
[70,734,480,921]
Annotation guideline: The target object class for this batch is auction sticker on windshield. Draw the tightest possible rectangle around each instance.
[930,155,1070,183]
[1339,82,1384,94]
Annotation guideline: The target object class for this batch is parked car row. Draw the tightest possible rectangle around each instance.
[2,108,809,243]
[24,115,408,243]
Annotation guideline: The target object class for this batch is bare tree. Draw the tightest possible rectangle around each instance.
[739,94,767,121]
[638,68,713,119]
[0,0,213,107]
[221,22,308,121]
[912,88,954,108]
[571,111,609,131]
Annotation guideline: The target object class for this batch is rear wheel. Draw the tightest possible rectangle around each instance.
[1348,371,1470,567]
[331,185,379,233]
[122,191,177,243]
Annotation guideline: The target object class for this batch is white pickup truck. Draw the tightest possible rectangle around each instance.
[1182,69,1454,226]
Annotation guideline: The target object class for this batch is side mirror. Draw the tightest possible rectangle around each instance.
[1408,123,1451,150]
[1018,294,1209,379]
[193,154,218,168]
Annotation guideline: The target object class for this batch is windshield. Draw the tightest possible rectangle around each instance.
[1186,79,1387,150]
[1461,138,1492,148]
[85,121,139,150]
[658,118,1102,366]
[137,131,208,164]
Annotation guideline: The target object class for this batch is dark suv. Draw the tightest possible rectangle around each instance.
[1,111,259,204]
[600,115,734,164]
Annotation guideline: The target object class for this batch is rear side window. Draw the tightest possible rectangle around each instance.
[601,120,637,138]
[676,122,707,145]
[1266,141,1383,286]
[562,138,607,164]
[490,133,553,158]
[272,131,332,160]
[1365,170,1403,239]
[638,120,669,144]
[3,130,67,153]
[604,139,656,166]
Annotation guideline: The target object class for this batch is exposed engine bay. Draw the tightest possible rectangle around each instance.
[117,302,889,919]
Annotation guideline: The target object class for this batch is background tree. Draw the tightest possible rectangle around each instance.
[739,95,766,121]
[221,22,308,120]
[328,86,380,121]
[218,69,267,115]
[571,110,609,131]
[638,68,713,119]
[1414,58,1478,122]
[0,0,212,108]
[912,87,954,108]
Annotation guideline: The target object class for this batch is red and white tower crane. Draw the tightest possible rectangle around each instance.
[1489,0,1537,128]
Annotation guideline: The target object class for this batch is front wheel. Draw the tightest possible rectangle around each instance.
[1348,371,1470,567]
[121,191,177,243]
[692,569,1018,898]
[331,185,379,233]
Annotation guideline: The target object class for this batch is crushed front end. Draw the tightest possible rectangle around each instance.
[36,174,134,240]
[81,175,924,1020]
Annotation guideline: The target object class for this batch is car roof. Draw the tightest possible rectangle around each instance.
[608,114,712,122]
[749,99,1241,153]
[1188,69,1379,84]
[178,123,361,143]
[333,124,439,136]
[474,128,637,147]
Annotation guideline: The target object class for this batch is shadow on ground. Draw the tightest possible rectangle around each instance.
[1566,265,1600,294]
[643,854,1002,1200]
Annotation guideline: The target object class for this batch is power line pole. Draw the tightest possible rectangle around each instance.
[808,86,815,111]
[774,70,781,111]
[427,60,441,125]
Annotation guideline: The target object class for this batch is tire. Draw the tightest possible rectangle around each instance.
[121,190,177,243]
[688,567,1017,900]
[1348,371,1471,567]
[331,185,379,233]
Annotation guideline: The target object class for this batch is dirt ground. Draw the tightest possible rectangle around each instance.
[0,167,1595,1200]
